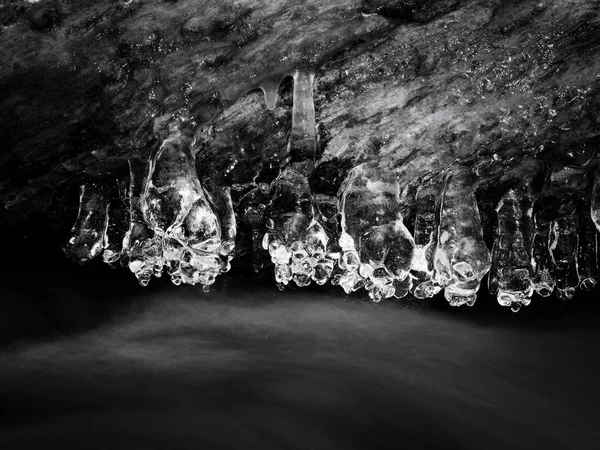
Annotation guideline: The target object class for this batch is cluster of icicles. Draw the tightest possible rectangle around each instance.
[63,70,600,312]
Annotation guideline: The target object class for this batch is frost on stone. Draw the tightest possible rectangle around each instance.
[433,167,491,307]
[549,212,579,301]
[63,180,109,264]
[103,178,130,265]
[338,165,415,301]
[488,187,535,312]
[410,179,443,299]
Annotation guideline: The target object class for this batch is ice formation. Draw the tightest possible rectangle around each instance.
[260,76,283,111]
[63,181,109,264]
[102,179,129,265]
[549,212,579,300]
[433,167,491,307]
[262,167,333,288]
[288,70,316,162]
[576,192,599,291]
[532,165,585,298]
[410,180,443,299]
[488,187,535,312]
[591,167,600,234]
[139,129,230,287]
[122,158,162,286]
[338,165,415,301]
[59,66,600,309]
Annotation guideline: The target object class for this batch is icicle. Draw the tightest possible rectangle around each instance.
[260,76,282,111]
[577,194,599,290]
[288,70,316,162]
[142,130,220,249]
[338,166,414,300]
[265,167,314,246]
[410,180,443,299]
[489,187,535,311]
[238,187,269,273]
[122,158,161,286]
[103,179,130,265]
[434,167,491,307]
[591,167,600,233]
[549,212,579,300]
[63,181,109,264]
[263,167,320,287]
[204,182,237,264]
[532,164,586,298]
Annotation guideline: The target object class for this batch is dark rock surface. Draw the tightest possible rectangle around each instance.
[2,0,599,235]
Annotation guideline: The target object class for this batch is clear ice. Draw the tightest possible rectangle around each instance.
[263,166,333,287]
[122,158,162,286]
[590,167,600,233]
[63,181,109,264]
[288,70,317,162]
[488,187,535,312]
[338,165,415,301]
[410,180,443,299]
[549,212,579,301]
[140,129,228,287]
[576,193,599,290]
[433,167,491,307]
[532,165,584,298]
[260,76,282,111]
[102,179,130,265]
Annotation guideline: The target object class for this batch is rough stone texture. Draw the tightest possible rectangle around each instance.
[1,0,599,240]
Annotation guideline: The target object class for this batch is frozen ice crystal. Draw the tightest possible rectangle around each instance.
[239,187,269,272]
[142,130,221,253]
[532,165,585,298]
[63,181,109,264]
[260,76,282,111]
[434,167,491,307]
[592,167,600,233]
[122,158,163,286]
[103,179,130,265]
[576,193,599,290]
[410,180,443,298]
[338,165,415,300]
[549,212,579,300]
[288,70,316,162]
[488,187,535,311]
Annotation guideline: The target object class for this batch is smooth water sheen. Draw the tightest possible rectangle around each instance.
[0,276,599,450]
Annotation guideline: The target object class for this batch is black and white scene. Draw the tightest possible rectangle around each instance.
[1,0,600,448]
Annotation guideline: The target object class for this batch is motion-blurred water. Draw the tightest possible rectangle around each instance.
[1,271,599,450]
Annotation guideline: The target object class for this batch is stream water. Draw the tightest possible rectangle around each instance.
[1,258,598,449]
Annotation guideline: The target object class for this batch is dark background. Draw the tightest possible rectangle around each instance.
[1,223,599,450]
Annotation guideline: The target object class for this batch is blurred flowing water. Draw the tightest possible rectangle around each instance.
[1,257,599,449]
